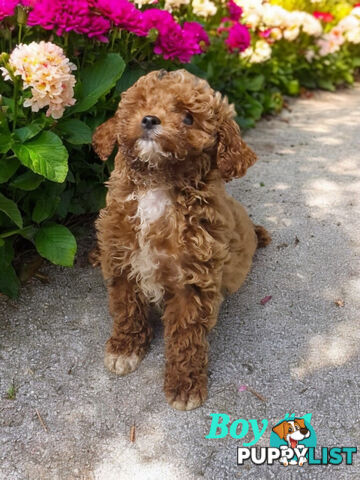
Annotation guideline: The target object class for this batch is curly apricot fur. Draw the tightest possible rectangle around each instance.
[93,69,270,410]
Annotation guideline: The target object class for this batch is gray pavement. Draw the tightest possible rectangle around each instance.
[1,85,360,480]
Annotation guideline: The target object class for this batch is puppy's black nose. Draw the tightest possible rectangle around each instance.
[300,428,308,435]
[141,115,161,130]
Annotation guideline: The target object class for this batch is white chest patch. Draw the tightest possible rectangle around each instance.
[129,188,172,304]
[137,189,172,226]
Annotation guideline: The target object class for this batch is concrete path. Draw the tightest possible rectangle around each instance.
[1,85,360,480]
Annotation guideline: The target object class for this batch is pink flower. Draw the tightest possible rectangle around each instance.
[0,0,18,21]
[313,11,334,23]
[183,21,209,46]
[93,0,147,36]
[225,22,250,53]
[259,28,272,38]
[227,0,242,22]
[143,10,207,62]
[27,0,111,42]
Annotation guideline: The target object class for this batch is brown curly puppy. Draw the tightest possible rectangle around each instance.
[92,69,271,411]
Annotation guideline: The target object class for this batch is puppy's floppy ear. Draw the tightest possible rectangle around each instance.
[295,418,306,429]
[272,421,286,440]
[92,116,119,162]
[216,96,257,181]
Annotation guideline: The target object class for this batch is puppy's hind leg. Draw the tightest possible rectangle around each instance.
[104,276,152,376]
[254,224,271,249]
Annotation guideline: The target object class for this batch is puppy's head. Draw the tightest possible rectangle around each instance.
[272,419,310,448]
[92,69,256,181]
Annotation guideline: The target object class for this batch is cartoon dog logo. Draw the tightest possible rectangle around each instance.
[272,418,311,466]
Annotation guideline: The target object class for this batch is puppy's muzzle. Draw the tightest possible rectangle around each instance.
[141,115,161,130]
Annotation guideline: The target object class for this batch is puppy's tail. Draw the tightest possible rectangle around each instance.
[254,225,271,249]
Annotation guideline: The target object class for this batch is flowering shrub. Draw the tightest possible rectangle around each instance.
[0,0,360,297]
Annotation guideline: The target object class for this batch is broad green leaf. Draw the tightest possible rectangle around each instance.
[72,53,125,113]
[115,66,144,95]
[317,78,335,91]
[0,134,13,154]
[32,195,60,223]
[0,156,20,183]
[35,224,77,266]
[0,240,19,298]
[12,131,68,183]
[286,79,300,96]
[0,239,14,265]
[242,74,265,92]
[0,114,12,154]
[14,123,44,143]
[0,264,19,298]
[10,171,43,191]
[0,192,23,228]
[57,119,92,145]
[19,225,37,242]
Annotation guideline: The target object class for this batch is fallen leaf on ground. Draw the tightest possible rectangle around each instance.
[130,424,136,443]
[238,385,247,392]
[260,295,272,305]
[335,299,345,307]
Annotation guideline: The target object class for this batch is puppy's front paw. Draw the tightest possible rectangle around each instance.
[104,349,143,375]
[167,392,206,411]
[165,376,207,411]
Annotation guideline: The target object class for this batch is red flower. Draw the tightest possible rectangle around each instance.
[225,22,250,53]
[227,0,242,22]
[313,11,334,23]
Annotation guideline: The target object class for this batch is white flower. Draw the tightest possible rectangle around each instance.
[351,7,360,18]
[317,28,345,56]
[241,39,272,63]
[283,25,300,41]
[134,0,158,6]
[164,0,190,10]
[2,41,76,119]
[236,0,262,28]
[270,27,282,41]
[345,28,360,44]
[305,49,316,62]
[262,4,286,28]
[301,13,322,36]
[338,15,359,32]
[192,0,217,17]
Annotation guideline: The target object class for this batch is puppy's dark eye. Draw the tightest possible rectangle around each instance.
[183,113,193,125]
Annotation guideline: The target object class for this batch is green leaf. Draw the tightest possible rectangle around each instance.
[32,195,60,223]
[0,156,20,183]
[10,171,43,191]
[12,131,68,183]
[0,114,12,154]
[0,240,19,298]
[0,264,20,298]
[286,79,300,96]
[317,78,335,91]
[35,224,77,266]
[0,133,13,154]
[57,119,92,145]
[0,192,23,228]
[242,74,265,92]
[14,122,44,143]
[72,53,126,113]
[115,66,144,95]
